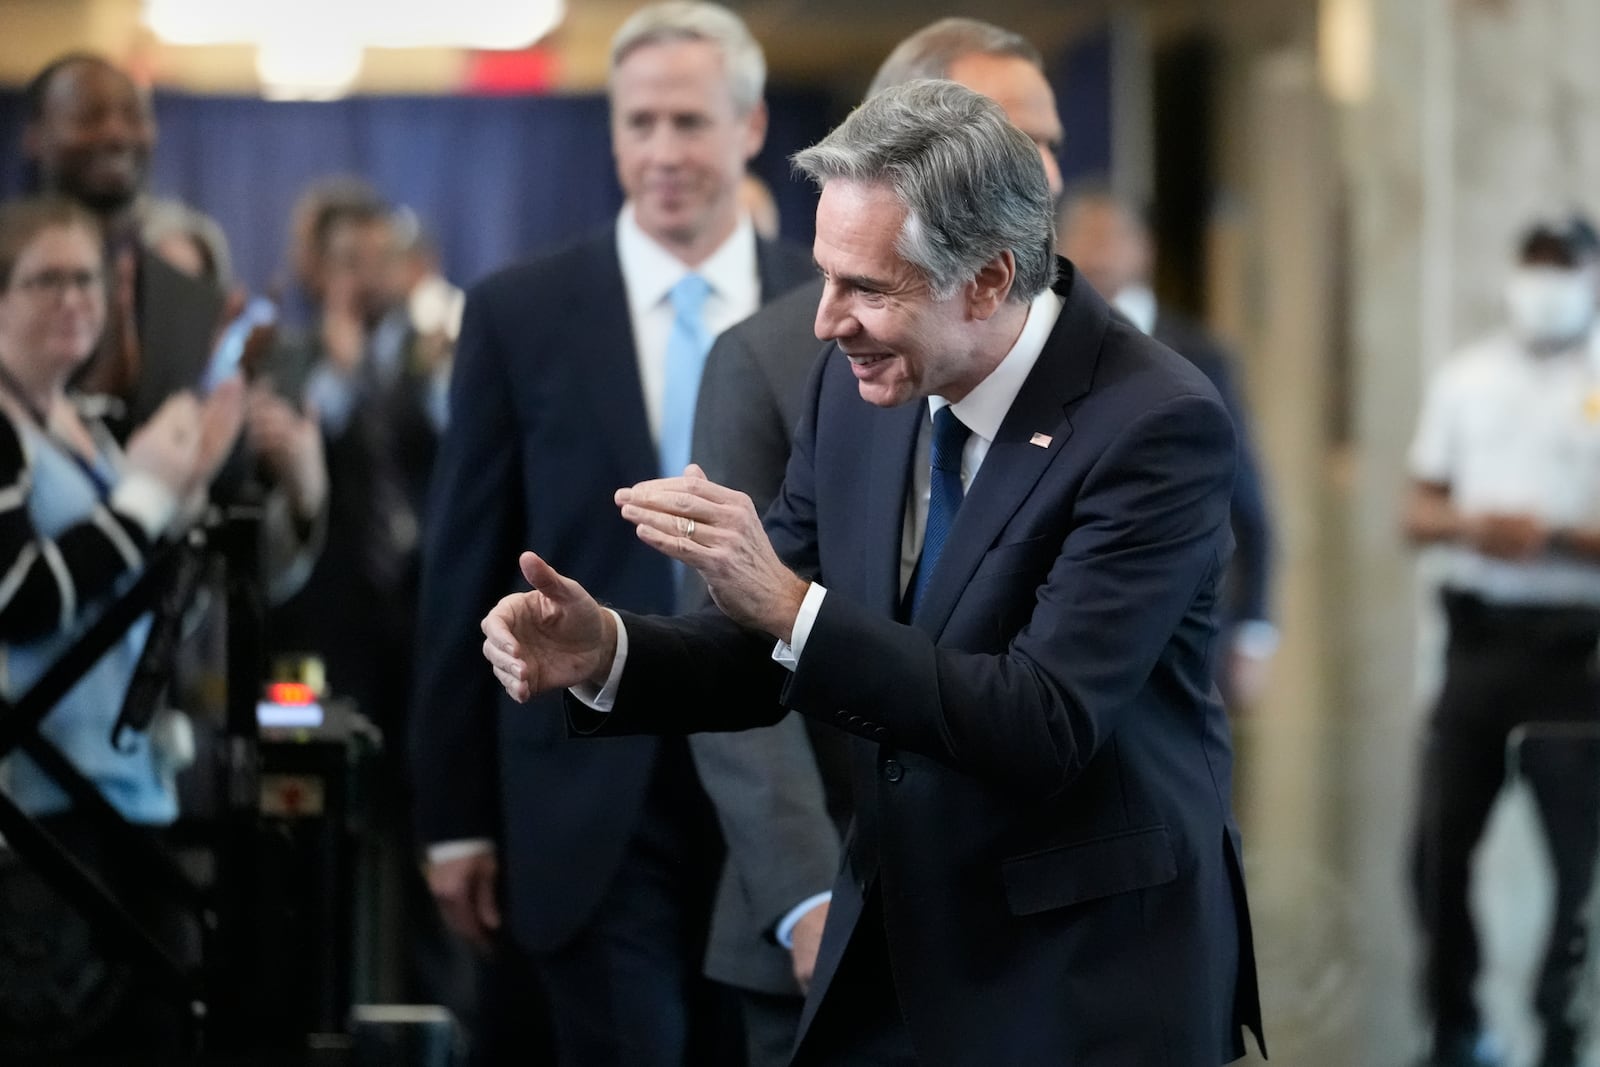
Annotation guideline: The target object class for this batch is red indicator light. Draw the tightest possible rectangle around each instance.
[266,682,315,705]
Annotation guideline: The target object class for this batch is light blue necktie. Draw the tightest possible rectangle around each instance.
[907,406,972,618]
[659,273,713,480]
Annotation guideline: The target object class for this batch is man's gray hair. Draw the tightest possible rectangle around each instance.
[793,80,1057,303]
[867,17,1044,98]
[609,1,766,114]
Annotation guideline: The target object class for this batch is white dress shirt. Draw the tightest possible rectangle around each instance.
[617,204,761,448]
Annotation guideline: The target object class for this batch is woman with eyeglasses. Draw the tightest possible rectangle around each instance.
[0,194,242,826]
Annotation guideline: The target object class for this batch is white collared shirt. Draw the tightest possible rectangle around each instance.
[616,203,761,448]
[900,287,1064,591]
[1411,329,1600,606]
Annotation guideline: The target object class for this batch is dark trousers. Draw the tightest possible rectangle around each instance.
[793,888,918,1067]
[465,940,555,1067]
[1411,591,1600,1056]
[527,739,739,1067]
[740,990,806,1067]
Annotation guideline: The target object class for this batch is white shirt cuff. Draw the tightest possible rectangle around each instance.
[775,891,833,949]
[110,469,181,540]
[426,838,495,865]
[571,608,628,711]
[1231,620,1280,659]
[771,583,827,672]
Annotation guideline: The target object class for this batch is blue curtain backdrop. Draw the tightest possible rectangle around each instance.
[0,88,839,301]
[1051,26,1114,188]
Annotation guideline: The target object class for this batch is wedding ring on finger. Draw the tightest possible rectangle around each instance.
[684,518,696,539]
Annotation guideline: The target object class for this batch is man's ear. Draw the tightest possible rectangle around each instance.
[967,250,1017,320]
[742,99,769,163]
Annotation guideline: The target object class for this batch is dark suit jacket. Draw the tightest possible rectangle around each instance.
[410,226,812,953]
[686,277,853,995]
[1152,311,1273,629]
[582,263,1265,1065]
[129,251,227,431]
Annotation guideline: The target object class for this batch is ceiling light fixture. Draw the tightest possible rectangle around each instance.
[143,0,565,99]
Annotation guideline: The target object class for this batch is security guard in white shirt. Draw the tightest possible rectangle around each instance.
[1404,221,1600,1067]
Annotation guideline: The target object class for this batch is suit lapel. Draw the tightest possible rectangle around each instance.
[911,262,1111,637]
[573,236,659,480]
[863,396,923,616]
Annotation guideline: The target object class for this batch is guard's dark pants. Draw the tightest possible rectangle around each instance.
[1411,591,1600,1060]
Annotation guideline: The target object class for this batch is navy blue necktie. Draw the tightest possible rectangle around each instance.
[907,406,972,618]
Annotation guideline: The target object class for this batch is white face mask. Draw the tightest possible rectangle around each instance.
[1505,266,1596,348]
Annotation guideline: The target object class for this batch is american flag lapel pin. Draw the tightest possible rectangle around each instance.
[1029,432,1053,448]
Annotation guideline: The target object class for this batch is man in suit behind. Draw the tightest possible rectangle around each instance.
[409,2,812,1062]
[683,18,1070,1066]
[1058,186,1278,708]
[484,80,1265,1066]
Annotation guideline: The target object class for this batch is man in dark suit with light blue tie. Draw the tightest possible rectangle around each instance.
[408,3,811,1062]
[484,81,1265,1066]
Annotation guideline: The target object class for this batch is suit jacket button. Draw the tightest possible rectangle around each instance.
[848,715,865,728]
[881,759,904,783]
[873,727,889,742]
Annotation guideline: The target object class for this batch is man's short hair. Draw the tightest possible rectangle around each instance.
[309,190,391,257]
[867,18,1044,99]
[609,1,766,114]
[793,80,1057,303]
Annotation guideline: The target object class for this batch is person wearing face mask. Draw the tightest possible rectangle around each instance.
[1402,220,1600,1067]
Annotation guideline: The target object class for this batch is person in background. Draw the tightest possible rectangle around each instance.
[1402,220,1600,1067]
[390,206,462,429]
[409,3,812,1063]
[21,52,327,599]
[1058,185,1278,707]
[261,188,470,1033]
[267,193,443,757]
[0,193,243,1056]
[281,176,384,329]
[681,19,1068,1066]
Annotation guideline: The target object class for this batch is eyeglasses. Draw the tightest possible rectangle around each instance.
[10,269,105,298]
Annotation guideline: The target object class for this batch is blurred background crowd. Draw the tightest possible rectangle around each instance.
[1,1,1599,1066]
